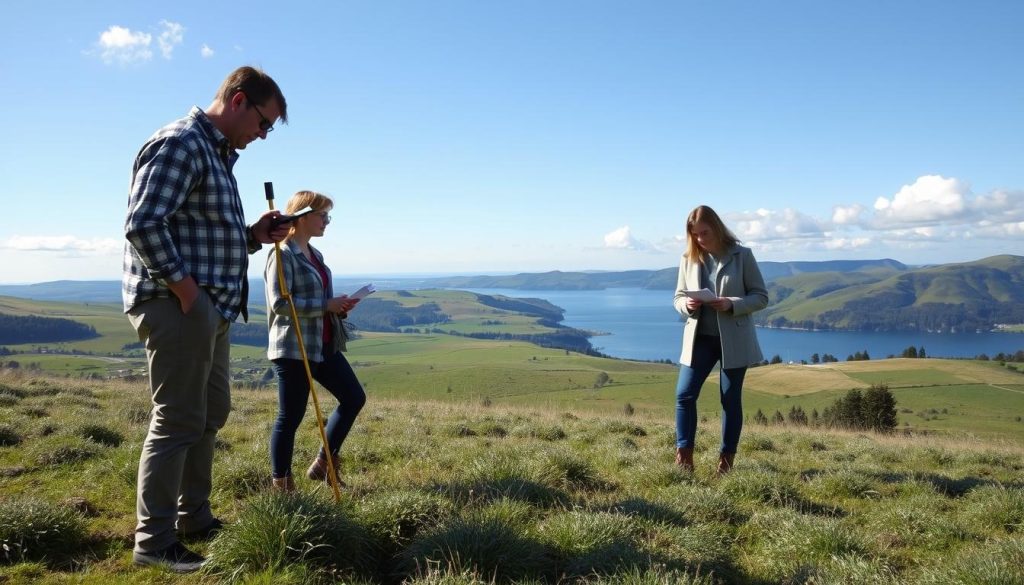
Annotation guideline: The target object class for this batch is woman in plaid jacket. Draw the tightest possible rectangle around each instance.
[264,190,366,492]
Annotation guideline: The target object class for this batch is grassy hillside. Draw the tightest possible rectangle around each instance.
[1,369,1022,584]
[760,255,1024,331]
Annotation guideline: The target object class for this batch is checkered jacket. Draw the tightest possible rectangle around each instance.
[265,240,346,361]
[122,107,261,322]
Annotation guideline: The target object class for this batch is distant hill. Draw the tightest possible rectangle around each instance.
[3,256,1022,332]
[423,259,908,290]
[761,255,1024,332]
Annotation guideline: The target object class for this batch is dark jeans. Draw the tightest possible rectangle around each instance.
[675,334,747,454]
[270,350,366,478]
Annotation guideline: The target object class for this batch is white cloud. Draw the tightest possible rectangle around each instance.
[821,237,872,250]
[200,43,215,58]
[157,20,184,59]
[2,235,121,255]
[872,175,970,227]
[97,25,152,65]
[731,208,828,242]
[832,204,864,225]
[603,226,648,250]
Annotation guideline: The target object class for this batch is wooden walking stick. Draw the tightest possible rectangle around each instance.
[265,181,343,503]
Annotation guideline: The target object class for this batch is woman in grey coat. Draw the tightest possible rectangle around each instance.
[672,205,769,474]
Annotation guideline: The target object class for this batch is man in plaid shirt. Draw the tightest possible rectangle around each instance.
[123,66,290,573]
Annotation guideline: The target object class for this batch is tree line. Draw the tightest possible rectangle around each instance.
[753,383,899,433]
[0,314,98,344]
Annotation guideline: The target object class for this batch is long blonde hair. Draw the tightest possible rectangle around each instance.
[284,190,333,240]
[685,205,739,264]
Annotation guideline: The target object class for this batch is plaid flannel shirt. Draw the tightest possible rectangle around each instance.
[122,107,261,322]
[265,240,345,362]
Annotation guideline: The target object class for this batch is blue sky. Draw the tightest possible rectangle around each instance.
[1,1,1022,283]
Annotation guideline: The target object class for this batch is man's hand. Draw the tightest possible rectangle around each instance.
[684,298,702,312]
[168,276,201,314]
[252,210,291,244]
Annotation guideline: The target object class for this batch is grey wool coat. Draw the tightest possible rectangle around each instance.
[265,240,346,362]
[673,245,769,369]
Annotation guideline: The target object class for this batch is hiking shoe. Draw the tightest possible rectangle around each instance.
[132,541,205,573]
[180,517,224,541]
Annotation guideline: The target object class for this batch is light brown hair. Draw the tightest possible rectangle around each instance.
[214,66,288,123]
[284,190,333,240]
[685,205,740,264]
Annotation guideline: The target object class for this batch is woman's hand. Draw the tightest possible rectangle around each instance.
[327,295,359,314]
[684,298,702,312]
[709,297,733,312]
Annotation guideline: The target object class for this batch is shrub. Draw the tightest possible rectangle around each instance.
[77,424,124,447]
[205,492,377,581]
[0,498,87,565]
[601,420,647,437]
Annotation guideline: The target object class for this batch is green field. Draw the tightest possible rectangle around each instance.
[4,293,1024,441]
[1,370,1022,584]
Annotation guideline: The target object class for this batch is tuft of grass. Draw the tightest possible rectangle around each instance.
[538,510,647,578]
[0,498,87,565]
[35,440,99,467]
[534,450,607,492]
[740,508,872,583]
[76,423,124,447]
[358,489,454,551]
[601,420,648,437]
[958,485,1024,536]
[718,469,804,509]
[915,536,1024,585]
[397,517,549,583]
[214,454,270,499]
[205,491,377,582]
[0,424,23,447]
[806,467,883,500]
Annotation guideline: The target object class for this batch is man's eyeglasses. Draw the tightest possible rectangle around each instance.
[241,90,274,133]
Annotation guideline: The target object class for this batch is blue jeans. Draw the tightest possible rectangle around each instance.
[270,350,366,478]
[675,334,747,454]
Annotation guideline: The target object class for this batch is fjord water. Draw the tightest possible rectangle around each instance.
[465,288,1024,362]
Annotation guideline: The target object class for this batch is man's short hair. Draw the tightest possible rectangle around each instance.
[215,66,288,124]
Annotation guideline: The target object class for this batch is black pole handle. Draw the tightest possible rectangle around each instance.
[264,181,275,201]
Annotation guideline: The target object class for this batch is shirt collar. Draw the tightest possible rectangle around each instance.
[188,106,238,165]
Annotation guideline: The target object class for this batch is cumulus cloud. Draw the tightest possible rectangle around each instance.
[649,175,1023,261]
[157,20,184,59]
[200,44,215,58]
[832,204,864,226]
[821,237,872,250]
[603,226,649,251]
[731,208,828,242]
[2,235,121,255]
[872,175,970,227]
[97,25,152,65]
[94,21,184,65]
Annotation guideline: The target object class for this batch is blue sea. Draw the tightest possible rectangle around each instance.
[463,287,1024,363]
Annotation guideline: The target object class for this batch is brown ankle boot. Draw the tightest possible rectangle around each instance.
[716,452,735,475]
[675,447,694,471]
[306,453,346,487]
[271,476,295,492]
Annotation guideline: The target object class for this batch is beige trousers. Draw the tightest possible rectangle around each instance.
[127,293,231,553]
